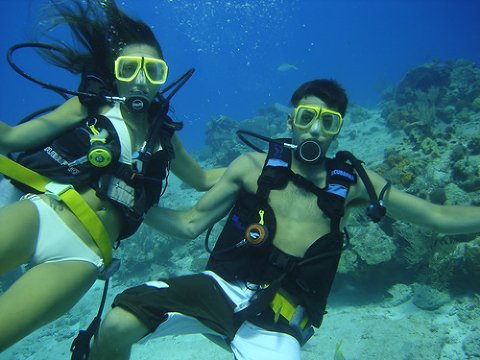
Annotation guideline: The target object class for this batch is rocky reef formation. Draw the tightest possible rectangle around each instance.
[200,104,289,166]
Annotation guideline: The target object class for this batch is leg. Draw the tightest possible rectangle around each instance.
[0,200,39,274]
[90,274,237,359]
[0,260,98,351]
[231,321,301,360]
[89,307,149,360]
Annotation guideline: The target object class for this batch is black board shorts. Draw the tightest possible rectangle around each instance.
[113,273,241,340]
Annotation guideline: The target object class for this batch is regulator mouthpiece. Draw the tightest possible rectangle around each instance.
[295,138,324,165]
[125,90,150,113]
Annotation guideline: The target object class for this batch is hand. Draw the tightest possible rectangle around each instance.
[78,59,109,111]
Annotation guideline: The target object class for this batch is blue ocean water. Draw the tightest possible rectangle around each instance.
[0,0,479,151]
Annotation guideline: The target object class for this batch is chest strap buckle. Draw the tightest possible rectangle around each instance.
[44,181,74,201]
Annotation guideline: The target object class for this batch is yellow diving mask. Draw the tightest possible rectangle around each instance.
[293,105,343,136]
[114,56,168,85]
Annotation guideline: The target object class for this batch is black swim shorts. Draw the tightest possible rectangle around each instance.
[112,273,241,339]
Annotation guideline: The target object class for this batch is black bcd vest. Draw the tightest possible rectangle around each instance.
[206,140,370,327]
[9,113,179,240]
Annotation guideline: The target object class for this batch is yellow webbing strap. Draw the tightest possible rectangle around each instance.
[270,292,309,330]
[0,154,52,189]
[0,155,112,266]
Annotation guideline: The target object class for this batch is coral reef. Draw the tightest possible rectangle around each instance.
[421,137,440,156]
[395,60,450,106]
[202,108,286,166]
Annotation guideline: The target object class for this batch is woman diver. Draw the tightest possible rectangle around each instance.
[0,0,223,352]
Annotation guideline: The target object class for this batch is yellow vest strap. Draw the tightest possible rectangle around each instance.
[270,292,309,330]
[0,155,112,265]
[0,154,52,190]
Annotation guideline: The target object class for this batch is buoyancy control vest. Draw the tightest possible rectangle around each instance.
[11,103,178,240]
[206,139,382,327]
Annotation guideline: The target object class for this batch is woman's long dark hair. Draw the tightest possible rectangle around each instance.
[32,0,164,92]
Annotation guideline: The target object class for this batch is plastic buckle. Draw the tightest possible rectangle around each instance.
[44,181,74,201]
[289,305,314,346]
[99,258,121,280]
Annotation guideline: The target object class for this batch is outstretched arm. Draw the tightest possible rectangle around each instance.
[169,132,225,191]
[145,153,258,239]
[0,97,88,154]
[366,169,480,234]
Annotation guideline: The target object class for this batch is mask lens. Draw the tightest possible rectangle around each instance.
[321,112,342,134]
[294,106,343,135]
[116,57,141,81]
[295,107,318,128]
[144,58,168,84]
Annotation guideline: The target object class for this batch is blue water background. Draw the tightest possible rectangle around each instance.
[1,0,479,151]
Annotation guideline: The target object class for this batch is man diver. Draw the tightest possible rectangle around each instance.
[90,79,480,360]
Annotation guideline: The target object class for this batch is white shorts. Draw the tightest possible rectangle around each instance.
[139,271,301,360]
[22,194,104,273]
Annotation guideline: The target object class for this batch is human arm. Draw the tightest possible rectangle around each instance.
[365,169,480,234]
[169,132,226,191]
[0,97,88,154]
[145,153,258,239]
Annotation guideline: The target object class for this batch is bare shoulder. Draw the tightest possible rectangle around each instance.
[232,151,265,168]
[221,152,266,190]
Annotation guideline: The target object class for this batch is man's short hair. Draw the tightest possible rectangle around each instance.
[290,79,348,117]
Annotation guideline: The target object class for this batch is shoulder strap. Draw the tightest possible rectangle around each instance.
[335,151,386,222]
[158,115,183,160]
[256,138,292,200]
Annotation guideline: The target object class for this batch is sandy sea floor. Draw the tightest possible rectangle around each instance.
[2,278,479,360]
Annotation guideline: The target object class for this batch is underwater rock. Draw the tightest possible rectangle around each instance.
[436,105,456,124]
[352,223,397,265]
[421,137,440,156]
[347,102,372,124]
[204,115,239,150]
[462,330,480,358]
[384,109,417,130]
[383,283,413,307]
[472,97,480,112]
[202,106,287,166]
[450,143,466,162]
[444,183,472,206]
[448,59,480,107]
[464,238,480,277]
[337,249,358,274]
[467,135,480,155]
[456,108,473,123]
[429,188,447,205]
[452,160,480,192]
[412,283,451,310]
